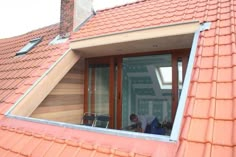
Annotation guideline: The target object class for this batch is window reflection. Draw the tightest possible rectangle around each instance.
[122,54,172,131]
[177,59,183,99]
[156,67,172,89]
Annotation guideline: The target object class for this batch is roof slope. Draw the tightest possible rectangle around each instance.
[0,24,69,114]
[0,118,175,157]
[0,0,235,156]
[0,20,175,156]
[72,0,209,40]
[72,0,236,156]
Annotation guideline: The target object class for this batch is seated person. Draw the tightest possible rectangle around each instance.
[130,113,165,135]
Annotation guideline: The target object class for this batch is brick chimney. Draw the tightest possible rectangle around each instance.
[60,0,94,37]
[60,0,74,37]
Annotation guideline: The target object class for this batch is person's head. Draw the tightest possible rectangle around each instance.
[130,113,138,123]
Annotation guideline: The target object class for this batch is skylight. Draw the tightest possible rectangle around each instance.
[155,64,183,90]
[159,67,172,83]
[16,37,42,56]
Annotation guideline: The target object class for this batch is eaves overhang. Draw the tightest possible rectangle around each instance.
[70,21,200,57]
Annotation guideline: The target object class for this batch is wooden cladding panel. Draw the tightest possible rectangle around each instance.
[30,59,85,124]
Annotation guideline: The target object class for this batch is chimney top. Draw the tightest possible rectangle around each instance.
[59,0,74,37]
[59,0,94,38]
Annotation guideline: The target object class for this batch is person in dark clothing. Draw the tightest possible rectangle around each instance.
[130,113,165,135]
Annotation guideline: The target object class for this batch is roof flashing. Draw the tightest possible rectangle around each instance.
[6,114,175,143]
[200,22,211,31]
[49,35,68,45]
[16,37,42,56]
[170,22,211,141]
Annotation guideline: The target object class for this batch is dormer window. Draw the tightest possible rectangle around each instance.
[16,37,42,56]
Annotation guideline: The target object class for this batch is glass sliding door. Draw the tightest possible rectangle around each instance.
[121,52,189,130]
[84,50,189,131]
[88,64,110,114]
[85,57,117,128]
[122,54,172,128]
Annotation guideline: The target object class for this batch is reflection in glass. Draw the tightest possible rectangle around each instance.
[122,54,172,128]
[88,65,109,114]
[177,59,183,99]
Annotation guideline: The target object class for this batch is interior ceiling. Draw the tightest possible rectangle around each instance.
[77,34,194,58]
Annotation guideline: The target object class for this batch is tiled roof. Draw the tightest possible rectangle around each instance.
[71,0,236,156]
[71,0,218,40]
[0,117,176,157]
[0,21,175,156]
[0,0,235,156]
[0,24,69,113]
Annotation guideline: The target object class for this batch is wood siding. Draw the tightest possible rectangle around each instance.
[30,59,84,124]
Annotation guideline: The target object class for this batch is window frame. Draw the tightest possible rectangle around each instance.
[16,37,42,56]
[84,49,189,130]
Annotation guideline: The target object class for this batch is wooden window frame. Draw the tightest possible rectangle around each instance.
[84,57,115,128]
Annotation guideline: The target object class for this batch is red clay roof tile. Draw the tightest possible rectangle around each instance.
[188,118,209,142]
[195,83,213,99]
[213,120,234,146]
[201,46,215,57]
[192,99,211,118]
[215,100,234,120]
[218,55,232,68]
[198,69,214,82]
[0,148,8,157]
[20,136,42,156]
[5,151,24,157]
[59,145,78,157]
[11,133,32,154]
[216,82,233,99]
[211,145,233,157]
[179,142,209,157]
[44,142,66,157]
[217,68,232,82]
[0,0,235,156]
[30,138,53,156]
[75,146,94,157]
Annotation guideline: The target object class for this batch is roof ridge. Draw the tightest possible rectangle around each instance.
[0,23,59,41]
[24,23,59,34]
[96,0,147,12]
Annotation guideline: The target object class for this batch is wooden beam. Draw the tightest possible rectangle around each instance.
[84,59,89,113]
[109,57,115,128]
[117,56,122,129]
[171,53,178,123]
[182,51,189,81]
[91,66,95,113]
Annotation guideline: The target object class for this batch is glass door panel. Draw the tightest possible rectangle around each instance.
[122,54,172,128]
[88,64,110,114]
[85,50,190,131]
[85,57,117,129]
[177,59,183,99]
